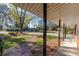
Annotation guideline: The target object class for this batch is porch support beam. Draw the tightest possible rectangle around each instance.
[64,25,66,38]
[43,3,47,56]
[74,24,77,35]
[63,24,65,41]
[58,19,61,47]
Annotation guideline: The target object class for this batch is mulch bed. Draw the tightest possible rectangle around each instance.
[27,39,63,56]
[47,39,63,55]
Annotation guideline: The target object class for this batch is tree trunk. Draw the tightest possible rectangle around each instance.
[19,17,23,33]
[20,25,23,33]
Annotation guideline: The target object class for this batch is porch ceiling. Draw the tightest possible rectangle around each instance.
[13,3,79,27]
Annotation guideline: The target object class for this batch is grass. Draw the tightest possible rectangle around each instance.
[36,35,57,46]
[0,34,5,36]
[0,32,58,48]
[36,37,43,46]
[47,35,57,40]
[0,34,10,37]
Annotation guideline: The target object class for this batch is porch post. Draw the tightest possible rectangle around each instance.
[58,19,61,47]
[74,24,77,35]
[43,3,47,56]
[0,39,3,56]
[63,24,65,41]
[65,25,66,38]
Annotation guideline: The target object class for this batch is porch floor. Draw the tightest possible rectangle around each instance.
[54,36,79,56]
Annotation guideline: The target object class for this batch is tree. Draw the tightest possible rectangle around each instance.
[23,16,34,29]
[9,4,33,33]
[0,4,10,30]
